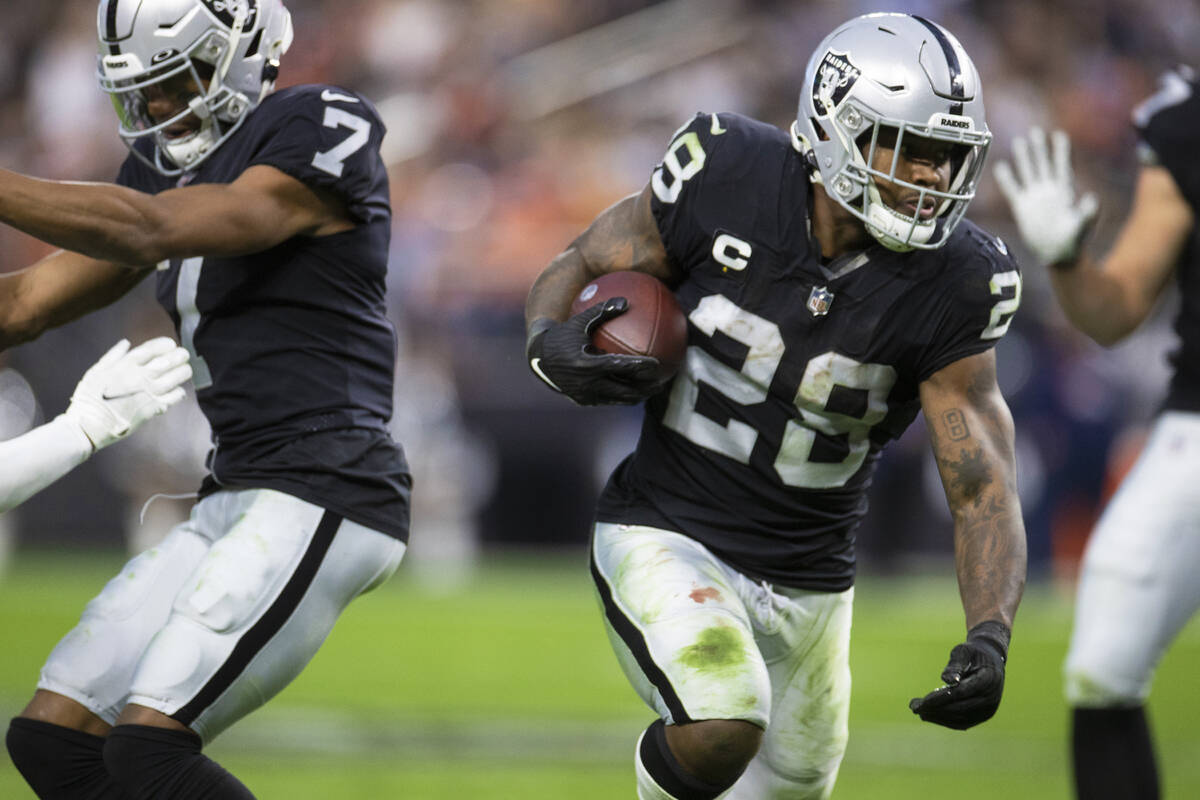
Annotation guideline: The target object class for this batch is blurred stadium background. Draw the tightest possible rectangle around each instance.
[2,0,1200,797]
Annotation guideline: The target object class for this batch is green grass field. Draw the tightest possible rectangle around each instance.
[2,551,1199,798]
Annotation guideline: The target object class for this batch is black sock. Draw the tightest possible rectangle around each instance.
[103,724,255,800]
[639,719,734,800]
[6,717,129,800]
[1072,706,1160,800]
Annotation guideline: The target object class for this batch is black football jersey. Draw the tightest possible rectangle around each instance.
[595,112,1021,590]
[1134,67,1200,412]
[115,85,410,540]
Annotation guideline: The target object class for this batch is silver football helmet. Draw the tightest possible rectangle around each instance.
[792,13,991,251]
[97,0,294,175]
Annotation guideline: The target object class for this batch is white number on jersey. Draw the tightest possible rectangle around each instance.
[651,131,706,204]
[664,295,783,464]
[311,107,372,178]
[1133,68,1195,129]
[776,353,896,488]
[981,269,1021,340]
[176,256,213,389]
[664,294,897,489]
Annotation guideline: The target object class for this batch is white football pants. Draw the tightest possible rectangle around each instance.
[1065,411,1200,706]
[592,522,852,800]
[38,487,405,742]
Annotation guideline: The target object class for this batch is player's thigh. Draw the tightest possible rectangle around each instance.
[1066,412,1200,705]
[730,585,853,800]
[591,522,771,727]
[126,488,405,742]
[37,519,213,724]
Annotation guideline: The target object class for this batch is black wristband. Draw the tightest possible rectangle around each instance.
[967,620,1011,661]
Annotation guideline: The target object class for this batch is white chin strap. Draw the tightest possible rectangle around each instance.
[161,116,218,171]
[864,181,936,252]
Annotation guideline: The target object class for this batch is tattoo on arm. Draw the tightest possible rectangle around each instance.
[942,408,970,441]
[927,359,1026,629]
[577,188,673,281]
[525,188,672,329]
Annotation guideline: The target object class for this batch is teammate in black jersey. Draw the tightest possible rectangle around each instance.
[0,2,410,798]
[527,13,1027,800]
[996,66,1200,800]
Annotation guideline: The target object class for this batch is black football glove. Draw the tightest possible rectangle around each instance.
[909,620,1010,730]
[527,298,664,406]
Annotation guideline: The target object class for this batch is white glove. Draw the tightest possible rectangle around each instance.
[994,127,1099,265]
[64,337,193,450]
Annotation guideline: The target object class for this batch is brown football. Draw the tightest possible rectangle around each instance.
[570,271,688,381]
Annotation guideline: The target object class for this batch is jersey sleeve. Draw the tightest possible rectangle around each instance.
[914,229,1022,381]
[648,112,753,273]
[1133,67,1200,206]
[246,86,389,223]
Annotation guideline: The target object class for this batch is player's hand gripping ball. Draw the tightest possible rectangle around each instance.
[570,271,688,382]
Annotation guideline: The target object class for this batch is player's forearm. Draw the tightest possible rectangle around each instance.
[930,389,1027,629]
[950,483,1027,630]
[525,248,595,336]
[0,170,164,265]
[1047,256,1147,346]
[526,188,676,339]
[0,253,151,352]
[0,415,92,513]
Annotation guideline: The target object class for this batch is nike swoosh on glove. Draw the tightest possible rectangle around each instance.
[64,337,194,450]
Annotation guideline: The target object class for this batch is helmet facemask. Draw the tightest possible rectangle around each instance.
[102,37,246,175]
[812,104,989,251]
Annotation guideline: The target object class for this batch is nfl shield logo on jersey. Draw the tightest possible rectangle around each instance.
[807,286,835,316]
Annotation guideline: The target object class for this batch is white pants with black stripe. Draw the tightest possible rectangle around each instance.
[38,487,405,742]
[592,522,853,800]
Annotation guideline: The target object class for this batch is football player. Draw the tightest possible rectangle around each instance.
[1,2,411,798]
[526,12,1027,800]
[0,338,191,514]
[995,67,1199,800]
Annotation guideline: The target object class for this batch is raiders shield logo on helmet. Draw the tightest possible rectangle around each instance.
[812,50,861,115]
[200,0,259,28]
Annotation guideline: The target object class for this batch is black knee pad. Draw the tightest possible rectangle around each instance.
[6,717,123,800]
[639,719,740,800]
[104,724,255,800]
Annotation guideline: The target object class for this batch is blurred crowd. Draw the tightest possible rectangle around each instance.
[1,0,1198,582]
